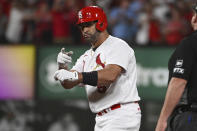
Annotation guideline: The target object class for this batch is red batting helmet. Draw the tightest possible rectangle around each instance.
[77,6,108,32]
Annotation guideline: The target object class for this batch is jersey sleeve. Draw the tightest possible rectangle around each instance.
[171,39,195,80]
[105,42,133,71]
[71,54,85,72]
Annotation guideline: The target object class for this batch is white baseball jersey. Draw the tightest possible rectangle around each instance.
[72,35,140,113]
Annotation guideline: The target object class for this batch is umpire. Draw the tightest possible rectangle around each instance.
[155,3,197,131]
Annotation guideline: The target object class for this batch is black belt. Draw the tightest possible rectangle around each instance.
[175,104,197,114]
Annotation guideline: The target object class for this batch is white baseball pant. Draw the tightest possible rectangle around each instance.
[94,102,141,131]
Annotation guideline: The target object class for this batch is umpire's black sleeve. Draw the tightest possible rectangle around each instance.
[171,39,195,80]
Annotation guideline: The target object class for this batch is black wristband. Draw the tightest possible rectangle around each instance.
[82,71,98,86]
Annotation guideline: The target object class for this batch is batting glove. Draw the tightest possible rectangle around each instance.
[57,48,73,68]
[54,69,78,82]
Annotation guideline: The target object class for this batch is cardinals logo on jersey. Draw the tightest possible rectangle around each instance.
[95,53,107,93]
[96,54,105,68]
[94,54,106,70]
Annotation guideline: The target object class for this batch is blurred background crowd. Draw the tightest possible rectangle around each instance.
[0,0,195,46]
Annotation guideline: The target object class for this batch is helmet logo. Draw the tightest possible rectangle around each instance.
[78,11,82,19]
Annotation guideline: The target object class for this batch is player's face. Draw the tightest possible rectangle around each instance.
[79,21,100,45]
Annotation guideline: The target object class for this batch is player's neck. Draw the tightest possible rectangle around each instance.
[92,31,109,48]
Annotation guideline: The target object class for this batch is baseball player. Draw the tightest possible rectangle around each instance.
[54,6,141,131]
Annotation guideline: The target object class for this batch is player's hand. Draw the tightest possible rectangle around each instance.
[57,48,73,68]
[191,13,197,31]
[54,69,78,82]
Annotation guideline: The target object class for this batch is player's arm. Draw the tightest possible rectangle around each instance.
[63,64,123,88]
[155,77,187,131]
[97,64,122,86]
[78,64,123,87]
[54,64,123,89]
[60,79,81,89]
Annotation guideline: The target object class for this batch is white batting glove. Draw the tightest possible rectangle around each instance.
[57,48,73,68]
[54,69,78,82]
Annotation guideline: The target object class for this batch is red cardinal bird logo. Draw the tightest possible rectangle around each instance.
[96,54,105,68]
[96,53,107,93]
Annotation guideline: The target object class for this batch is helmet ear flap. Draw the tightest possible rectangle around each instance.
[96,20,107,31]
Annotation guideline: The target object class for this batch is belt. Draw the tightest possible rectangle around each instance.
[175,104,197,114]
[97,101,139,116]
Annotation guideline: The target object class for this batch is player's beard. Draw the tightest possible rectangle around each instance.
[83,30,100,46]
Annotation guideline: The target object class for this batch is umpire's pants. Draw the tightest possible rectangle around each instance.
[167,111,197,131]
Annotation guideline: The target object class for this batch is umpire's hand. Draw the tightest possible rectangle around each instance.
[155,119,167,131]
[57,48,73,69]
